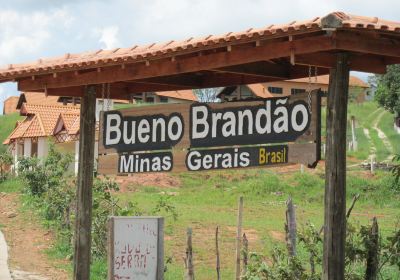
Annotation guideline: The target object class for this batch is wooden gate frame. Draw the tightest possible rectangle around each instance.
[0,12,400,280]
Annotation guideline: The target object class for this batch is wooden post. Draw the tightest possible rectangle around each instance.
[242,233,249,277]
[235,196,244,280]
[215,226,221,280]
[185,228,194,280]
[73,85,96,280]
[323,53,350,280]
[366,217,379,280]
[285,197,297,257]
[107,218,114,280]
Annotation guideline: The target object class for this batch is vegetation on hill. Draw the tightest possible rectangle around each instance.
[0,112,22,153]
[372,64,400,115]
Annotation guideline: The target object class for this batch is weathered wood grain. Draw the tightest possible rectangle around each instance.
[323,53,349,280]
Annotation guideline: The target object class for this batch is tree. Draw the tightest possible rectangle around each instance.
[194,88,221,103]
[373,64,400,116]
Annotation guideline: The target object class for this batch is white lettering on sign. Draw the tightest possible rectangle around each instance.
[191,99,308,140]
[103,112,184,152]
[111,217,163,280]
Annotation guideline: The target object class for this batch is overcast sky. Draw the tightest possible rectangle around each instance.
[1,0,399,113]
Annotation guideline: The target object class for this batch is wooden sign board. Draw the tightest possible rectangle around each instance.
[98,91,321,174]
[108,217,164,280]
[98,143,318,174]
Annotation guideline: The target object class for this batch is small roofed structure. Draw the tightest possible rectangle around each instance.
[16,92,60,109]
[218,74,370,102]
[139,89,198,103]
[3,96,19,115]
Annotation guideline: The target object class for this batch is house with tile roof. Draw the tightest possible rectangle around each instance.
[218,75,370,102]
[4,103,80,172]
[131,90,198,103]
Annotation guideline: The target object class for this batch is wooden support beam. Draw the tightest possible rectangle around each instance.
[296,52,387,74]
[18,35,335,91]
[323,53,349,280]
[212,61,289,79]
[336,31,400,58]
[73,85,96,280]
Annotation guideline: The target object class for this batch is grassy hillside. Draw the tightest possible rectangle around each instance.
[116,169,400,279]
[0,113,22,153]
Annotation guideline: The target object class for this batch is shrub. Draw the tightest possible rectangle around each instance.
[18,144,73,196]
[0,151,13,183]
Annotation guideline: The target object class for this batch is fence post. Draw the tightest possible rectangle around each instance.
[215,226,221,280]
[350,116,357,151]
[370,156,375,174]
[366,217,379,280]
[185,228,194,280]
[285,197,297,256]
[235,197,244,280]
[242,233,249,277]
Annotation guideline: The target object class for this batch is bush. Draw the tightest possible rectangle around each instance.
[18,144,73,196]
[243,220,400,280]
[0,151,12,183]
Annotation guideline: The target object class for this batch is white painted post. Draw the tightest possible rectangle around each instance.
[370,156,375,174]
[13,142,19,173]
[300,164,305,173]
[350,116,357,151]
[74,140,79,176]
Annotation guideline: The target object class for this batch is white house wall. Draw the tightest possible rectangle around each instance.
[38,137,48,158]
[74,140,99,176]
[23,138,31,158]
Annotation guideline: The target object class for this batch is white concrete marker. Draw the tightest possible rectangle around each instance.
[0,230,12,280]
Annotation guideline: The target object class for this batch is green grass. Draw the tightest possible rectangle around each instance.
[0,112,23,153]
[3,167,399,279]
[379,110,400,156]
[113,169,400,279]
[0,177,23,193]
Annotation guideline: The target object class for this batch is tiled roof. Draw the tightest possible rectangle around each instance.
[22,92,60,105]
[247,84,273,98]
[155,90,198,101]
[4,104,81,144]
[3,116,29,144]
[0,12,399,80]
[23,115,46,138]
[290,75,369,88]
[55,112,80,135]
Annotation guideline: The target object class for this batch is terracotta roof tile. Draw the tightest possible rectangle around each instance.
[289,74,369,88]
[23,115,46,138]
[4,104,81,143]
[1,12,398,80]
[22,92,60,106]
[155,90,198,101]
[247,84,273,98]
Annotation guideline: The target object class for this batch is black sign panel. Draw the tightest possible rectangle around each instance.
[185,145,288,171]
[118,151,173,173]
[189,98,310,148]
